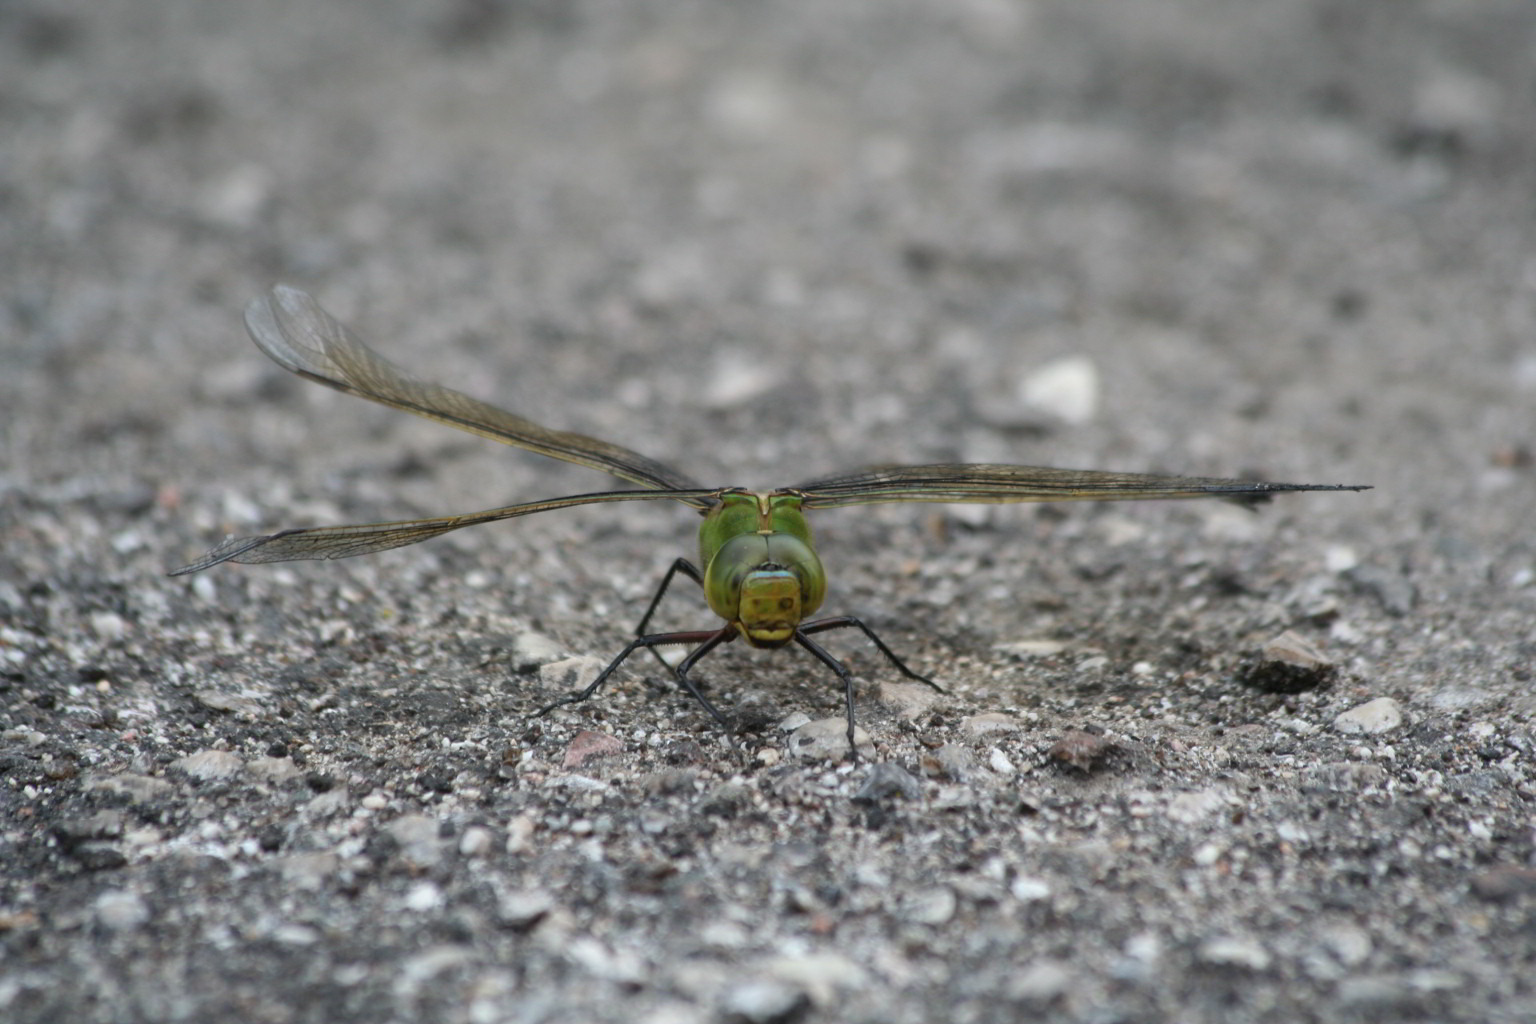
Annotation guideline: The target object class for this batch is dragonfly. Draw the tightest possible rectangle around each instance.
[173,286,1370,755]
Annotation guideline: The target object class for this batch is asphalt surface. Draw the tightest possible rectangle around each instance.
[3,2,1534,1022]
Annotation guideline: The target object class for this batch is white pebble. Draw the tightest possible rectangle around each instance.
[1016,355,1100,425]
[1199,936,1271,970]
[1333,697,1405,735]
[171,749,244,782]
[93,889,150,932]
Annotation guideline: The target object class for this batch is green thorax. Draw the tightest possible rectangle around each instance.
[698,490,826,648]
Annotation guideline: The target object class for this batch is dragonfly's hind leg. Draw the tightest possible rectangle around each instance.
[535,625,732,728]
[540,626,724,721]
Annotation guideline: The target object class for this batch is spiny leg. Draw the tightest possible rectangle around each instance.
[791,631,864,757]
[798,615,947,694]
[634,557,706,675]
[535,626,731,728]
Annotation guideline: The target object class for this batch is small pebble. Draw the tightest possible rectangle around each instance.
[1262,629,1331,669]
[640,768,699,797]
[1318,924,1373,966]
[921,744,973,781]
[703,352,784,407]
[1469,865,1536,902]
[171,749,244,782]
[92,889,150,932]
[877,680,942,717]
[776,712,813,734]
[458,825,494,857]
[1166,789,1228,824]
[498,889,555,930]
[562,730,624,769]
[248,756,301,784]
[53,810,124,845]
[962,712,1020,736]
[539,655,604,692]
[902,885,958,926]
[89,611,127,641]
[1325,545,1360,572]
[853,762,922,803]
[720,979,809,1024]
[401,881,443,912]
[265,923,319,947]
[1198,936,1271,970]
[1007,959,1073,1004]
[1336,973,1425,1012]
[764,952,867,1004]
[194,690,265,717]
[1427,686,1495,711]
[84,773,172,803]
[1010,876,1051,902]
[1237,629,1336,693]
[1017,355,1100,425]
[1345,564,1418,616]
[509,631,565,672]
[786,718,871,761]
[1334,697,1405,735]
[1301,761,1389,791]
[278,852,339,891]
[387,814,444,869]
[994,639,1067,658]
[1049,730,1115,772]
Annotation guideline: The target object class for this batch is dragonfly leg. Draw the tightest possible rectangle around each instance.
[798,615,947,695]
[534,627,725,722]
[667,626,738,732]
[634,558,706,675]
[790,631,863,758]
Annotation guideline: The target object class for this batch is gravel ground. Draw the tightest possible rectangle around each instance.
[4,2,1535,1022]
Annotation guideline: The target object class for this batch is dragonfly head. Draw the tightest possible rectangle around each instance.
[735,567,804,648]
[703,528,827,648]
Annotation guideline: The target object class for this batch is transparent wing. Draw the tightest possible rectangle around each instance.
[245,286,712,505]
[792,463,1370,510]
[170,487,722,574]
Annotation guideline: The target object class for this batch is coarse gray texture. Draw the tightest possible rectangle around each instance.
[2,1,1533,1022]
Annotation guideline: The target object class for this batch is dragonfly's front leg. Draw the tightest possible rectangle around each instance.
[797,615,947,694]
[792,617,946,758]
[667,626,738,731]
[790,630,864,757]
[633,557,705,675]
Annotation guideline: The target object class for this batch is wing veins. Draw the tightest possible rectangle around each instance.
[793,463,1371,509]
[247,287,710,504]
[170,487,721,574]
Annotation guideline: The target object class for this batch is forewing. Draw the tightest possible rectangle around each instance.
[792,463,1369,509]
[246,286,710,501]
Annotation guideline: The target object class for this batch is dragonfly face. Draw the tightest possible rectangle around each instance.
[699,491,828,647]
[732,565,807,647]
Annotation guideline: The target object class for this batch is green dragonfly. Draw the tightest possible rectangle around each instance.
[173,287,1369,754]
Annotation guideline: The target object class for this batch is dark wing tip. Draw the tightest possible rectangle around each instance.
[1221,481,1371,510]
[1261,482,1374,494]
